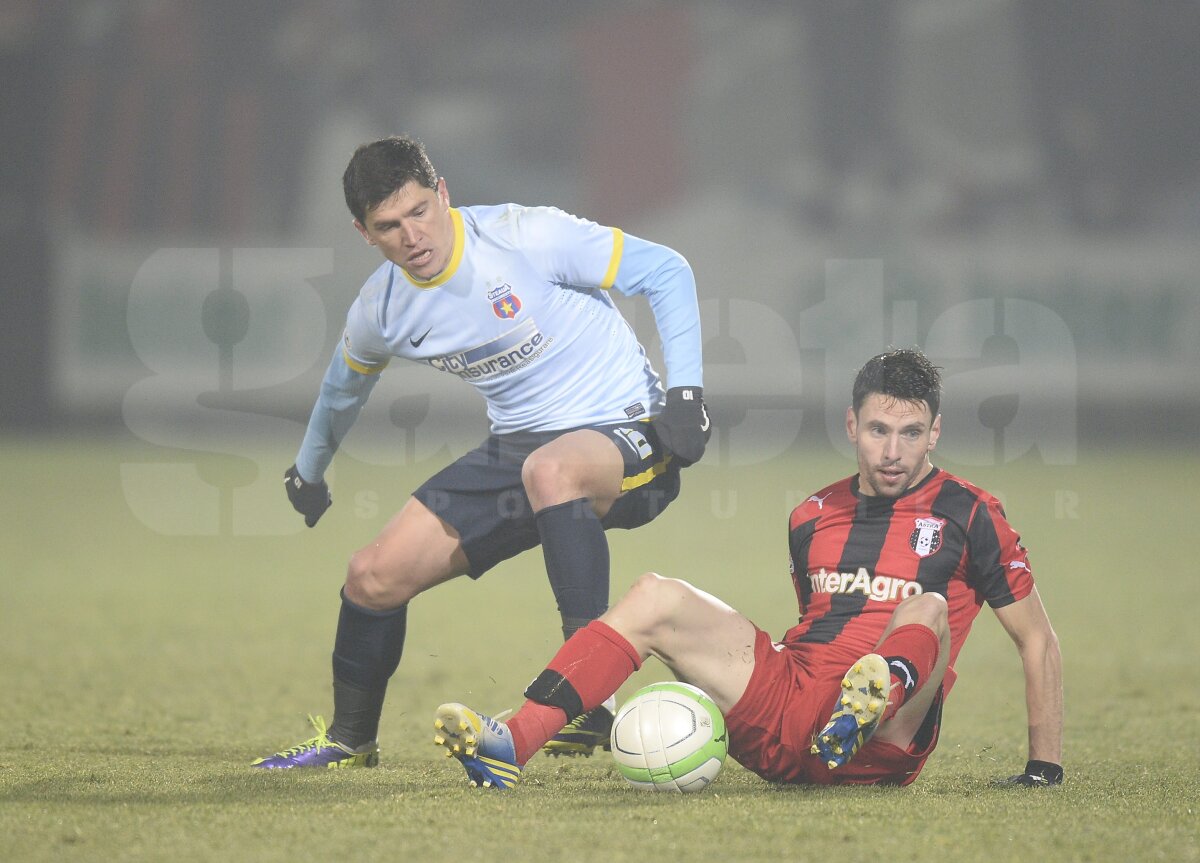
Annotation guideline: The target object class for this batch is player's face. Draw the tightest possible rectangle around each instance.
[354,178,454,280]
[847,394,941,498]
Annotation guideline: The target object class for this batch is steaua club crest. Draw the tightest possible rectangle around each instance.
[909,517,946,558]
[492,289,522,319]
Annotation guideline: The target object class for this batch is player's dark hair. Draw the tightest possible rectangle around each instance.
[852,349,942,417]
[342,135,438,224]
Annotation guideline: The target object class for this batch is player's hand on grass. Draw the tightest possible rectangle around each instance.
[284,464,331,527]
[1003,759,1063,787]
[654,386,711,467]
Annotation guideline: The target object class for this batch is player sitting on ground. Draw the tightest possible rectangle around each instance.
[431,348,1063,790]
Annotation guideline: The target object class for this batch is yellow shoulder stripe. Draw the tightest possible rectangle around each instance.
[343,349,388,375]
[600,227,624,290]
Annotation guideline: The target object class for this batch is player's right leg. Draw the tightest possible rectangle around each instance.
[606,572,760,716]
[253,496,470,768]
[434,572,759,784]
[433,702,522,790]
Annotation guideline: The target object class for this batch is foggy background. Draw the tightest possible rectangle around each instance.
[3,0,1198,464]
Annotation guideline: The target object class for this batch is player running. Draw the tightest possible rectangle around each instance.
[434,349,1063,790]
[253,136,708,769]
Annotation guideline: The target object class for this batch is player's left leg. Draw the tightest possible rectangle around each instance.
[812,592,949,769]
[522,429,625,640]
[871,592,951,747]
[521,427,653,756]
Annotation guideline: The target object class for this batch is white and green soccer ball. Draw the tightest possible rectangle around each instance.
[610,681,727,793]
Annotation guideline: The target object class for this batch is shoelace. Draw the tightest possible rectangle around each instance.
[274,714,334,757]
[562,712,589,730]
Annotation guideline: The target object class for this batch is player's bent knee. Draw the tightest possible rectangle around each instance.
[345,548,414,610]
[894,591,948,630]
[623,571,667,604]
[620,572,693,634]
[521,450,570,505]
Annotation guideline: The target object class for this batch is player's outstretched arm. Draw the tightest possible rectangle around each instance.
[612,235,709,465]
[288,346,383,526]
[993,587,1064,785]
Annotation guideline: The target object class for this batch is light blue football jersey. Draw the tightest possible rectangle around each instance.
[296,204,701,481]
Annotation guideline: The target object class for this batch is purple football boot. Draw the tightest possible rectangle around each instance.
[252,715,379,769]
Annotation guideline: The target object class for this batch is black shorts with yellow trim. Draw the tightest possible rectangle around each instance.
[413,420,681,578]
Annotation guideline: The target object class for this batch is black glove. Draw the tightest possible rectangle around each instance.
[284,464,331,527]
[653,386,711,467]
[1005,759,1063,787]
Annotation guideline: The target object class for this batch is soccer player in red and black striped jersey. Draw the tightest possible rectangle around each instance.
[433,349,1063,790]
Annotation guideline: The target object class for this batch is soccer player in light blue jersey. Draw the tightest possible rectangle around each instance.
[253,135,709,769]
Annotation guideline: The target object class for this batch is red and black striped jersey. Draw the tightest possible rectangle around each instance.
[785,467,1033,673]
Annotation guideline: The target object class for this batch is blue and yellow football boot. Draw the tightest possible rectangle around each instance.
[811,653,890,769]
[433,703,521,790]
[251,715,379,769]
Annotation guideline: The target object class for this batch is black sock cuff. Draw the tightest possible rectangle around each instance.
[883,655,920,695]
[535,497,598,523]
[339,587,408,618]
[524,669,584,719]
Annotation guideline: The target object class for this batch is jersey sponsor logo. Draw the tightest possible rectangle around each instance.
[1008,560,1031,572]
[427,318,550,382]
[489,283,523,319]
[624,402,646,419]
[807,567,924,603]
[808,492,832,510]
[909,517,945,558]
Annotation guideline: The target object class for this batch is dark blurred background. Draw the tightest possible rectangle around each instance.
[3,0,1198,455]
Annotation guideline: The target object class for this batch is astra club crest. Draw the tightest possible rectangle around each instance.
[909,517,945,558]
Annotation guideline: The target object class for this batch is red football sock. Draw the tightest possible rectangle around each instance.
[508,620,642,765]
[876,623,941,722]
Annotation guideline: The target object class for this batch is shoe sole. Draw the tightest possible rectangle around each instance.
[250,748,379,769]
[433,703,519,789]
[811,653,890,769]
[434,703,482,758]
[542,707,614,757]
[542,737,612,757]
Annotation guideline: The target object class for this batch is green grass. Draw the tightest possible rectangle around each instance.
[1,436,1197,862]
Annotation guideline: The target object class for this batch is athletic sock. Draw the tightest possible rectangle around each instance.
[508,620,642,765]
[328,590,407,748]
[508,702,567,766]
[876,623,941,722]
[535,498,609,641]
[329,678,386,751]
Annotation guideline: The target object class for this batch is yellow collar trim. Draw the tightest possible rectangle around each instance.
[402,208,464,289]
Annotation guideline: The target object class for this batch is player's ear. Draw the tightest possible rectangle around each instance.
[352,219,374,245]
[845,406,858,443]
[436,177,450,207]
[928,413,942,450]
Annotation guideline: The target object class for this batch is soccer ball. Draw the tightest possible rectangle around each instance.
[610,681,727,793]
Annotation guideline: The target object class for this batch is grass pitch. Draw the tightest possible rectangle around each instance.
[1,435,1197,862]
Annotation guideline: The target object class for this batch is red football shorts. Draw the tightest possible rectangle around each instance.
[723,628,944,786]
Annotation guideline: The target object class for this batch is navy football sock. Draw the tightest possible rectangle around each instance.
[535,498,609,641]
[329,590,407,748]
